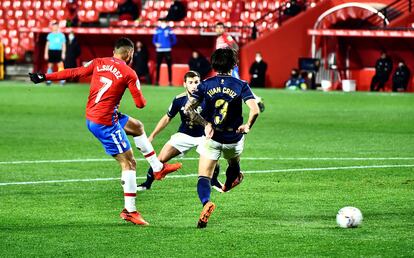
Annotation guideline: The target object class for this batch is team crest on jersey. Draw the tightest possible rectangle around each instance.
[221,79,224,84]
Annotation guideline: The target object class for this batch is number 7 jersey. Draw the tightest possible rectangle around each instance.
[191,75,255,144]
[46,57,146,126]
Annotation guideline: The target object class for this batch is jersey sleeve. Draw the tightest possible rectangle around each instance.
[241,82,255,102]
[46,59,95,81]
[127,72,146,109]
[166,98,180,118]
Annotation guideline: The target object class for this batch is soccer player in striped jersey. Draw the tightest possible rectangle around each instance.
[137,71,222,192]
[29,38,181,226]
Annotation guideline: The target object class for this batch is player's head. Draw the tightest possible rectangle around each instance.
[51,22,59,32]
[192,51,199,59]
[114,37,134,64]
[215,22,225,35]
[158,18,168,29]
[211,48,237,74]
[183,70,200,94]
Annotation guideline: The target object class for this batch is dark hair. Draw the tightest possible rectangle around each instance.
[211,48,237,74]
[114,37,134,50]
[215,22,225,27]
[184,70,200,81]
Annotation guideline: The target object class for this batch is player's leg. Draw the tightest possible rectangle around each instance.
[115,150,149,226]
[86,119,148,225]
[46,62,53,85]
[166,51,173,86]
[58,61,65,85]
[197,155,218,228]
[222,137,245,192]
[121,115,182,176]
[137,143,181,191]
[222,156,244,192]
[195,137,223,228]
[155,52,163,85]
[210,163,223,192]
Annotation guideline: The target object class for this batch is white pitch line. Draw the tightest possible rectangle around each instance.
[0,164,413,186]
[1,157,414,165]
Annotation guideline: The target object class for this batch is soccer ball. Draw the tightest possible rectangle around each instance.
[336,206,363,228]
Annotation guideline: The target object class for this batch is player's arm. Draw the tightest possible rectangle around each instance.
[236,99,260,134]
[61,41,66,60]
[29,60,95,83]
[127,73,146,108]
[184,96,208,127]
[148,114,172,142]
[184,96,213,138]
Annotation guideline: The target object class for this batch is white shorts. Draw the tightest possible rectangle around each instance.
[167,132,202,154]
[196,136,245,161]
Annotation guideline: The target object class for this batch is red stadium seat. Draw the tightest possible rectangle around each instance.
[103,0,118,12]
[2,1,12,10]
[22,0,32,10]
[43,0,53,10]
[56,9,68,20]
[13,0,23,10]
[53,0,65,10]
[94,0,105,12]
[0,19,5,29]
[27,19,37,28]
[84,0,94,10]
[15,10,24,20]
[26,9,35,19]
[33,1,42,10]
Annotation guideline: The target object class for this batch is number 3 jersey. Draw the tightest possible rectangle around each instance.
[191,75,255,144]
[45,57,146,126]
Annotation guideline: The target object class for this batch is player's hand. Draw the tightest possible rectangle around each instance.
[155,43,161,48]
[236,124,250,134]
[29,73,46,84]
[205,123,214,139]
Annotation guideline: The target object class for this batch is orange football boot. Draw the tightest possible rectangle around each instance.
[120,209,149,226]
[222,172,244,192]
[197,201,216,228]
[153,162,182,180]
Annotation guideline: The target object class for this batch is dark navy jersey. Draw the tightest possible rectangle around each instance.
[167,93,205,137]
[192,75,255,143]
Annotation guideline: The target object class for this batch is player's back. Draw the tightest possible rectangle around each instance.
[86,57,138,126]
[198,75,254,143]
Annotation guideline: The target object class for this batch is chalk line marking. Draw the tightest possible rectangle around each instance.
[1,164,413,186]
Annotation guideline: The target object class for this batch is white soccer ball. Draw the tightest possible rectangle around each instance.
[336,206,363,228]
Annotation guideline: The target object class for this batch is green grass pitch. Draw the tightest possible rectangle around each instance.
[0,81,413,257]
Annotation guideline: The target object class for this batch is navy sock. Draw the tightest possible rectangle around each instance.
[197,176,211,206]
[144,167,154,187]
[224,163,240,189]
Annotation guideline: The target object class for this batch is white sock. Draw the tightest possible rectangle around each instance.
[133,134,163,172]
[121,170,137,212]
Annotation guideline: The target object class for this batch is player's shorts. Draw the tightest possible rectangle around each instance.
[196,136,244,161]
[167,132,202,154]
[86,119,131,156]
[48,50,63,63]
[117,113,129,128]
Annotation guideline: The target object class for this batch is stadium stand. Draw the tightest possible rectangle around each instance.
[0,0,310,60]
[1,0,413,91]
